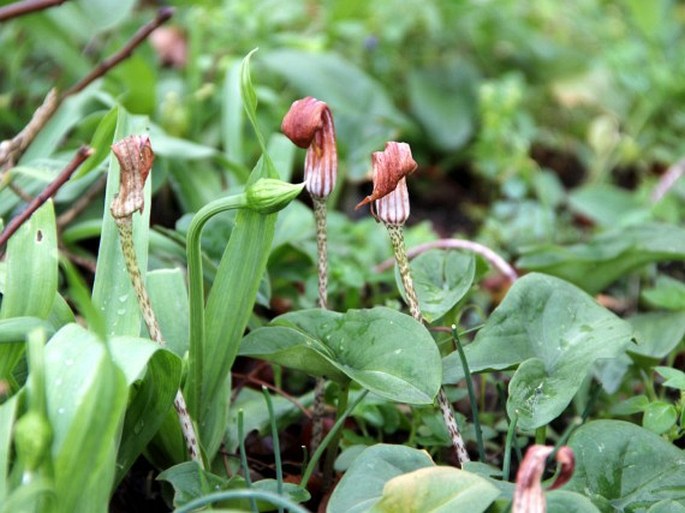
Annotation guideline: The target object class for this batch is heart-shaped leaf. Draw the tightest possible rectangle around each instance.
[443,273,634,429]
[241,307,442,405]
[396,249,475,322]
[327,444,435,513]
[517,223,685,294]
[368,466,500,513]
[566,420,685,511]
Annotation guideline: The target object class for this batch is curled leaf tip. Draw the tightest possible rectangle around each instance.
[110,134,154,219]
[513,445,575,513]
[355,141,417,210]
[282,96,337,198]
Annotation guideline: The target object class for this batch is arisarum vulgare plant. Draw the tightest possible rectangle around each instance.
[356,141,470,466]
[110,135,203,467]
[282,96,337,453]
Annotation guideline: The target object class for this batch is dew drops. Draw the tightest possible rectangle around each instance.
[57,407,65,415]
[116,308,126,315]
[118,294,129,303]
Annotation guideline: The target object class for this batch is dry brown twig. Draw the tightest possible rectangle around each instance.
[0,146,92,249]
[0,0,67,22]
[0,7,174,248]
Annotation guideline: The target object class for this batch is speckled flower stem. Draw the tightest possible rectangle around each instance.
[310,196,328,453]
[385,223,470,467]
[115,217,204,468]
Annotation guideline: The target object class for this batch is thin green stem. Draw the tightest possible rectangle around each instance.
[185,193,248,416]
[173,490,311,513]
[115,217,203,467]
[300,389,367,490]
[238,409,258,513]
[535,426,546,445]
[323,381,349,485]
[262,387,284,513]
[503,413,518,482]
[452,325,485,461]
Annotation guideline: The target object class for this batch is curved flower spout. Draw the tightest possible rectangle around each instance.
[281,96,337,199]
[356,141,418,226]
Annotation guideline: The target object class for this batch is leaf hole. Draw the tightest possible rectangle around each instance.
[36,230,43,242]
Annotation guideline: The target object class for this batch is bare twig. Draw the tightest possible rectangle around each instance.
[0,88,59,170]
[56,174,107,229]
[375,238,518,284]
[0,146,92,248]
[62,7,174,98]
[0,0,67,22]
[651,157,685,203]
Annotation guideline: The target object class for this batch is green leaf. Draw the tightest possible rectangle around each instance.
[397,249,475,323]
[647,501,685,513]
[642,401,677,435]
[241,307,442,405]
[566,420,685,511]
[628,312,685,360]
[91,107,151,337]
[158,461,229,507]
[517,223,685,294]
[109,335,182,483]
[195,63,281,457]
[443,273,634,429]
[568,184,647,228]
[222,58,245,165]
[547,490,602,513]
[609,395,650,416]
[641,275,685,310]
[75,105,118,178]
[327,444,435,513]
[240,49,265,152]
[655,367,685,390]
[147,268,190,358]
[0,201,58,379]
[0,317,54,344]
[45,323,128,513]
[407,62,478,151]
[368,466,500,513]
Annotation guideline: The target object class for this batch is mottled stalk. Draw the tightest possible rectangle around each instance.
[115,217,203,467]
[310,196,329,453]
[386,223,470,466]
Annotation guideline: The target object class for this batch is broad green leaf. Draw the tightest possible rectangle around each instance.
[547,490,602,513]
[158,461,228,507]
[368,466,500,513]
[0,317,54,344]
[647,501,685,513]
[147,268,190,358]
[327,444,435,513]
[628,312,685,360]
[0,202,58,379]
[609,395,650,416]
[396,249,475,322]
[45,323,128,513]
[109,335,182,483]
[149,123,218,160]
[655,367,685,390]
[241,307,442,405]
[641,275,685,310]
[566,420,685,511]
[517,223,685,294]
[91,107,151,337]
[443,273,634,429]
[642,401,677,434]
[568,184,647,227]
[407,62,478,151]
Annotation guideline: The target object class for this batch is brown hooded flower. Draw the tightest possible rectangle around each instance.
[513,445,575,513]
[355,142,417,225]
[281,97,337,199]
[110,135,154,219]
